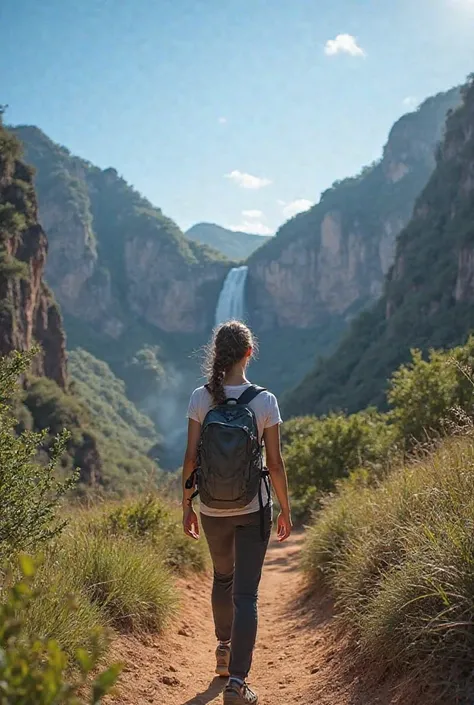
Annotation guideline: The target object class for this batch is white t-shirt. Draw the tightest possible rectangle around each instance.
[187,383,282,517]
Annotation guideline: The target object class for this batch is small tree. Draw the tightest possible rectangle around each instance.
[388,337,474,449]
[284,410,393,505]
[0,350,76,561]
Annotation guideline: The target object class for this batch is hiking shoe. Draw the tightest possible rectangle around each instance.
[223,680,258,704]
[215,642,231,677]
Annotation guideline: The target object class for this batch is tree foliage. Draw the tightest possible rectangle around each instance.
[283,410,393,511]
[388,336,474,449]
[285,335,474,515]
[0,351,75,562]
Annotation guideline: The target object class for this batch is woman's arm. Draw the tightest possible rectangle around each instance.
[263,423,292,541]
[181,418,201,539]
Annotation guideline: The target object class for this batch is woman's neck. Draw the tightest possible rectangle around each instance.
[224,365,249,386]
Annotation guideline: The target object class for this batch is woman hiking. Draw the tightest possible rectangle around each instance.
[182,320,292,705]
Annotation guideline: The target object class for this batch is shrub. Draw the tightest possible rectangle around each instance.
[388,339,474,449]
[0,555,121,704]
[303,434,474,700]
[0,351,75,562]
[283,410,394,516]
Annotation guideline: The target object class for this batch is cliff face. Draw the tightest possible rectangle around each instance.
[284,77,474,418]
[248,88,461,330]
[0,121,66,387]
[125,231,228,332]
[14,128,228,337]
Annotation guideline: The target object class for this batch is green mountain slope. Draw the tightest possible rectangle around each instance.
[284,76,474,418]
[0,116,162,490]
[68,349,162,492]
[12,126,229,336]
[186,222,270,260]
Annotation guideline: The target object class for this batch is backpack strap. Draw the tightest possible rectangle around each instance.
[237,385,266,406]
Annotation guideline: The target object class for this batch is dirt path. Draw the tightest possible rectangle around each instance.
[108,532,392,705]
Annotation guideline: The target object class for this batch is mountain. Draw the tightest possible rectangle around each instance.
[13,126,229,336]
[0,115,104,485]
[0,116,66,386]
[0,117,165,489]
[245,88,461,396]
[186,222,271,260]
[284,76,474,418]
[247,87,461,331]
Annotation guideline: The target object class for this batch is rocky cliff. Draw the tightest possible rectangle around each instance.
[0,118,66,387]
[247,88,461,330]
[13,127,229,336]
[284,76,474,417]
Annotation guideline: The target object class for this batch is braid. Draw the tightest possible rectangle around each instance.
[204,320,256,406]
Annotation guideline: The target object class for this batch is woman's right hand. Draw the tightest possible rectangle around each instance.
[277,511,292,542]
[183,505,200,540]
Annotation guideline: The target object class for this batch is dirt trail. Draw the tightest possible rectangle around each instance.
[109,532,390,705]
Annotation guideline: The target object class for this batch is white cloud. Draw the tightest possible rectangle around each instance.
[403,96,418,110]
[280,199,314,219]
[225,170,272,189]
[242,209,263,219]
[226,209,272,235]
[324,33,366,57]
[218,117,227,124]
[227,221,274,236]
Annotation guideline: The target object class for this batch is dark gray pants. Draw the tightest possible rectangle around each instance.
[201,506,272,679]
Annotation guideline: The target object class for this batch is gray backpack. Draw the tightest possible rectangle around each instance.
[186,385,271,525]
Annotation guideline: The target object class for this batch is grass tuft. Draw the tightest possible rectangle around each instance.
[65,530,177,632]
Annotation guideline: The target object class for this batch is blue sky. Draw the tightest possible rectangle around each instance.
[2,0,474,235]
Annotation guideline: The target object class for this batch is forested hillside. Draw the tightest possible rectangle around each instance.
[285,76,474,417]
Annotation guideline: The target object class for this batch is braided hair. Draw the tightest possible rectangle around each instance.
[204,321,256,405]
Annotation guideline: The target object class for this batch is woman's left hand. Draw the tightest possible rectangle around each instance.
[183,505,200,540]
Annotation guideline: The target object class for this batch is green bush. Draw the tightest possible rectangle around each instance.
[0,555,121,704]
[283,410,394,516]
[0,351,75,562]
[304,434,474,700]
[388,337,474,449]
[105,495,208,573]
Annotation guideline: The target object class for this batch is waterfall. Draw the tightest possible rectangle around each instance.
[215,266,248,326]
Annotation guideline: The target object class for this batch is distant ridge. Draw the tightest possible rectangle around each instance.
[186,222,271,261]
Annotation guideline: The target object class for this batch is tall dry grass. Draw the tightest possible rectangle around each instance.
[20,495,207,655]
[304,434,474,701]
